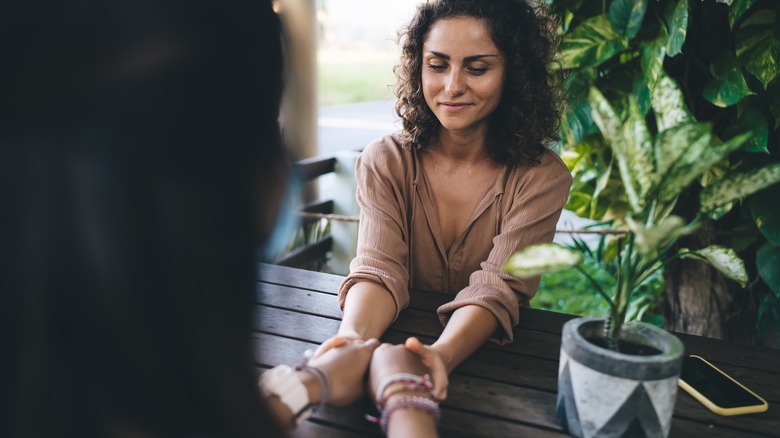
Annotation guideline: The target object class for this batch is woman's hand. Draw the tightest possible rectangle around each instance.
[307,337,380,406]
[311,330,364,359]
[368,339,448,402]
[404,337,448,401]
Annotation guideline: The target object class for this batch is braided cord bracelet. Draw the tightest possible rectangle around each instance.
[294,349,331,408]
[374,372,434,409]
[369,395,441,433]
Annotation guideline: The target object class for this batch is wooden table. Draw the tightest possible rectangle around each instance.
[254,263,780,437]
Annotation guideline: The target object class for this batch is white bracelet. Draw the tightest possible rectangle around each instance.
[259,365,312,425]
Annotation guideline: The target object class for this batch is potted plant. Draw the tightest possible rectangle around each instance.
[504,74,780,437]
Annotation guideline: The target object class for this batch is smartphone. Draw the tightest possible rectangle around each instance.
[678,354,768,416]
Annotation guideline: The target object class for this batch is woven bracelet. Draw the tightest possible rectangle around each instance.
[374,373,434,409]
[370,395,440,433]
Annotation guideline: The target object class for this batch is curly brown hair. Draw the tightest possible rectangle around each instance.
[394,0,562,166]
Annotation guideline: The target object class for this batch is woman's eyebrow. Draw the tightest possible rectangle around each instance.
[427,51,500,62]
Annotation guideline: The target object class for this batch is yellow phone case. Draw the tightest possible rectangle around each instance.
[678,355,768,416]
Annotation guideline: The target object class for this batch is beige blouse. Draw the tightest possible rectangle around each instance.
[338,133,572,344]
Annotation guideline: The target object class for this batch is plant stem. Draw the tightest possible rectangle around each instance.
[646,199,658,227]
[634,250,689,286]
[615,232,637,339]
[575,265,616,313]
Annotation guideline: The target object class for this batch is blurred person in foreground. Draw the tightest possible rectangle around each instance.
[0,0,412,436]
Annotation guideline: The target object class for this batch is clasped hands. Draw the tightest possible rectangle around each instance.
[308,333,449,408]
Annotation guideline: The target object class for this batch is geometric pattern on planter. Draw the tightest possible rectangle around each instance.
[594,383,664,437]
[642,377,679,435]
[556,360,583,437]
[558,350,675,437]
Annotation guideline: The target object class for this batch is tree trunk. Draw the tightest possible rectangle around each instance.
[664,218,760,344]
[664,220,731,338]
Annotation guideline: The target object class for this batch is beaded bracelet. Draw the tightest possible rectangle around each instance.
[374,373,434,410]
[367,395,440,433]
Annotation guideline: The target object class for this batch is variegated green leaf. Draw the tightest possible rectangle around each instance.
[659,127,751,202]
[590,154,614,217]
[736,9,780,89]
[622,100,656,204]
[654,122,711,191]
[641,19,668,93]
[729,0,758,28]
[681,245,748,287]
[700,162,780,212]
[650,73,692,132]
[561,15,630,68]
[723,107,769,153]
[703,50,755,108]
[590,87,643,212]
[504,243,583,278]
[628,215,698,255]
[663,0,689,57]
[609,0,648,39]
[589,87,623,143]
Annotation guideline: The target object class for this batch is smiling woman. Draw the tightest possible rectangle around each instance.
[421,17,506,138]
[310,1,572,436]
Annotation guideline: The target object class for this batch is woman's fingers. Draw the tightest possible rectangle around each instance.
[405,337,449,401]
[312,331,365,358]
[361,337,381,351]
[312,336,339,358]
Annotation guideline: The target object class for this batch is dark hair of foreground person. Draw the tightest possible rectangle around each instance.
[1,1,288,436]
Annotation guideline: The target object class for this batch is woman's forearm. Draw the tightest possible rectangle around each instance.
[432,305,498,373]
[387,407,439,438]
[339,281,396,340]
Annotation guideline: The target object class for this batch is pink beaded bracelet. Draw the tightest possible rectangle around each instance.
[367,395,440,433]
[374,373,435,409]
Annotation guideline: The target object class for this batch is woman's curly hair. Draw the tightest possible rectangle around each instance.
[394,0,562,166]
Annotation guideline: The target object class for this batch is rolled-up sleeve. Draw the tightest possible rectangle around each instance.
[437,152,572,344]
[338,140,411,321]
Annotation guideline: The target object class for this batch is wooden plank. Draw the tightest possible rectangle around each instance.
[256,282,342,319]
[300,199,334,224]
[291,420,371,438]
[677,332,780,376]
[258,262,344,292]
[438,409,569,438]
[668,418,771,438]
[301,199,334,215]
[673,391,780,435]
[275,236,333,269]
[294,156,336,181]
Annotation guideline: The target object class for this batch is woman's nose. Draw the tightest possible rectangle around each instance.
[445,70,465,96]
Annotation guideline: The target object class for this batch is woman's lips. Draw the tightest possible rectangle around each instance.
[440,102,471,112]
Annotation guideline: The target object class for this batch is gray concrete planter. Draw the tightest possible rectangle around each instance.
[557,317,684,438]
